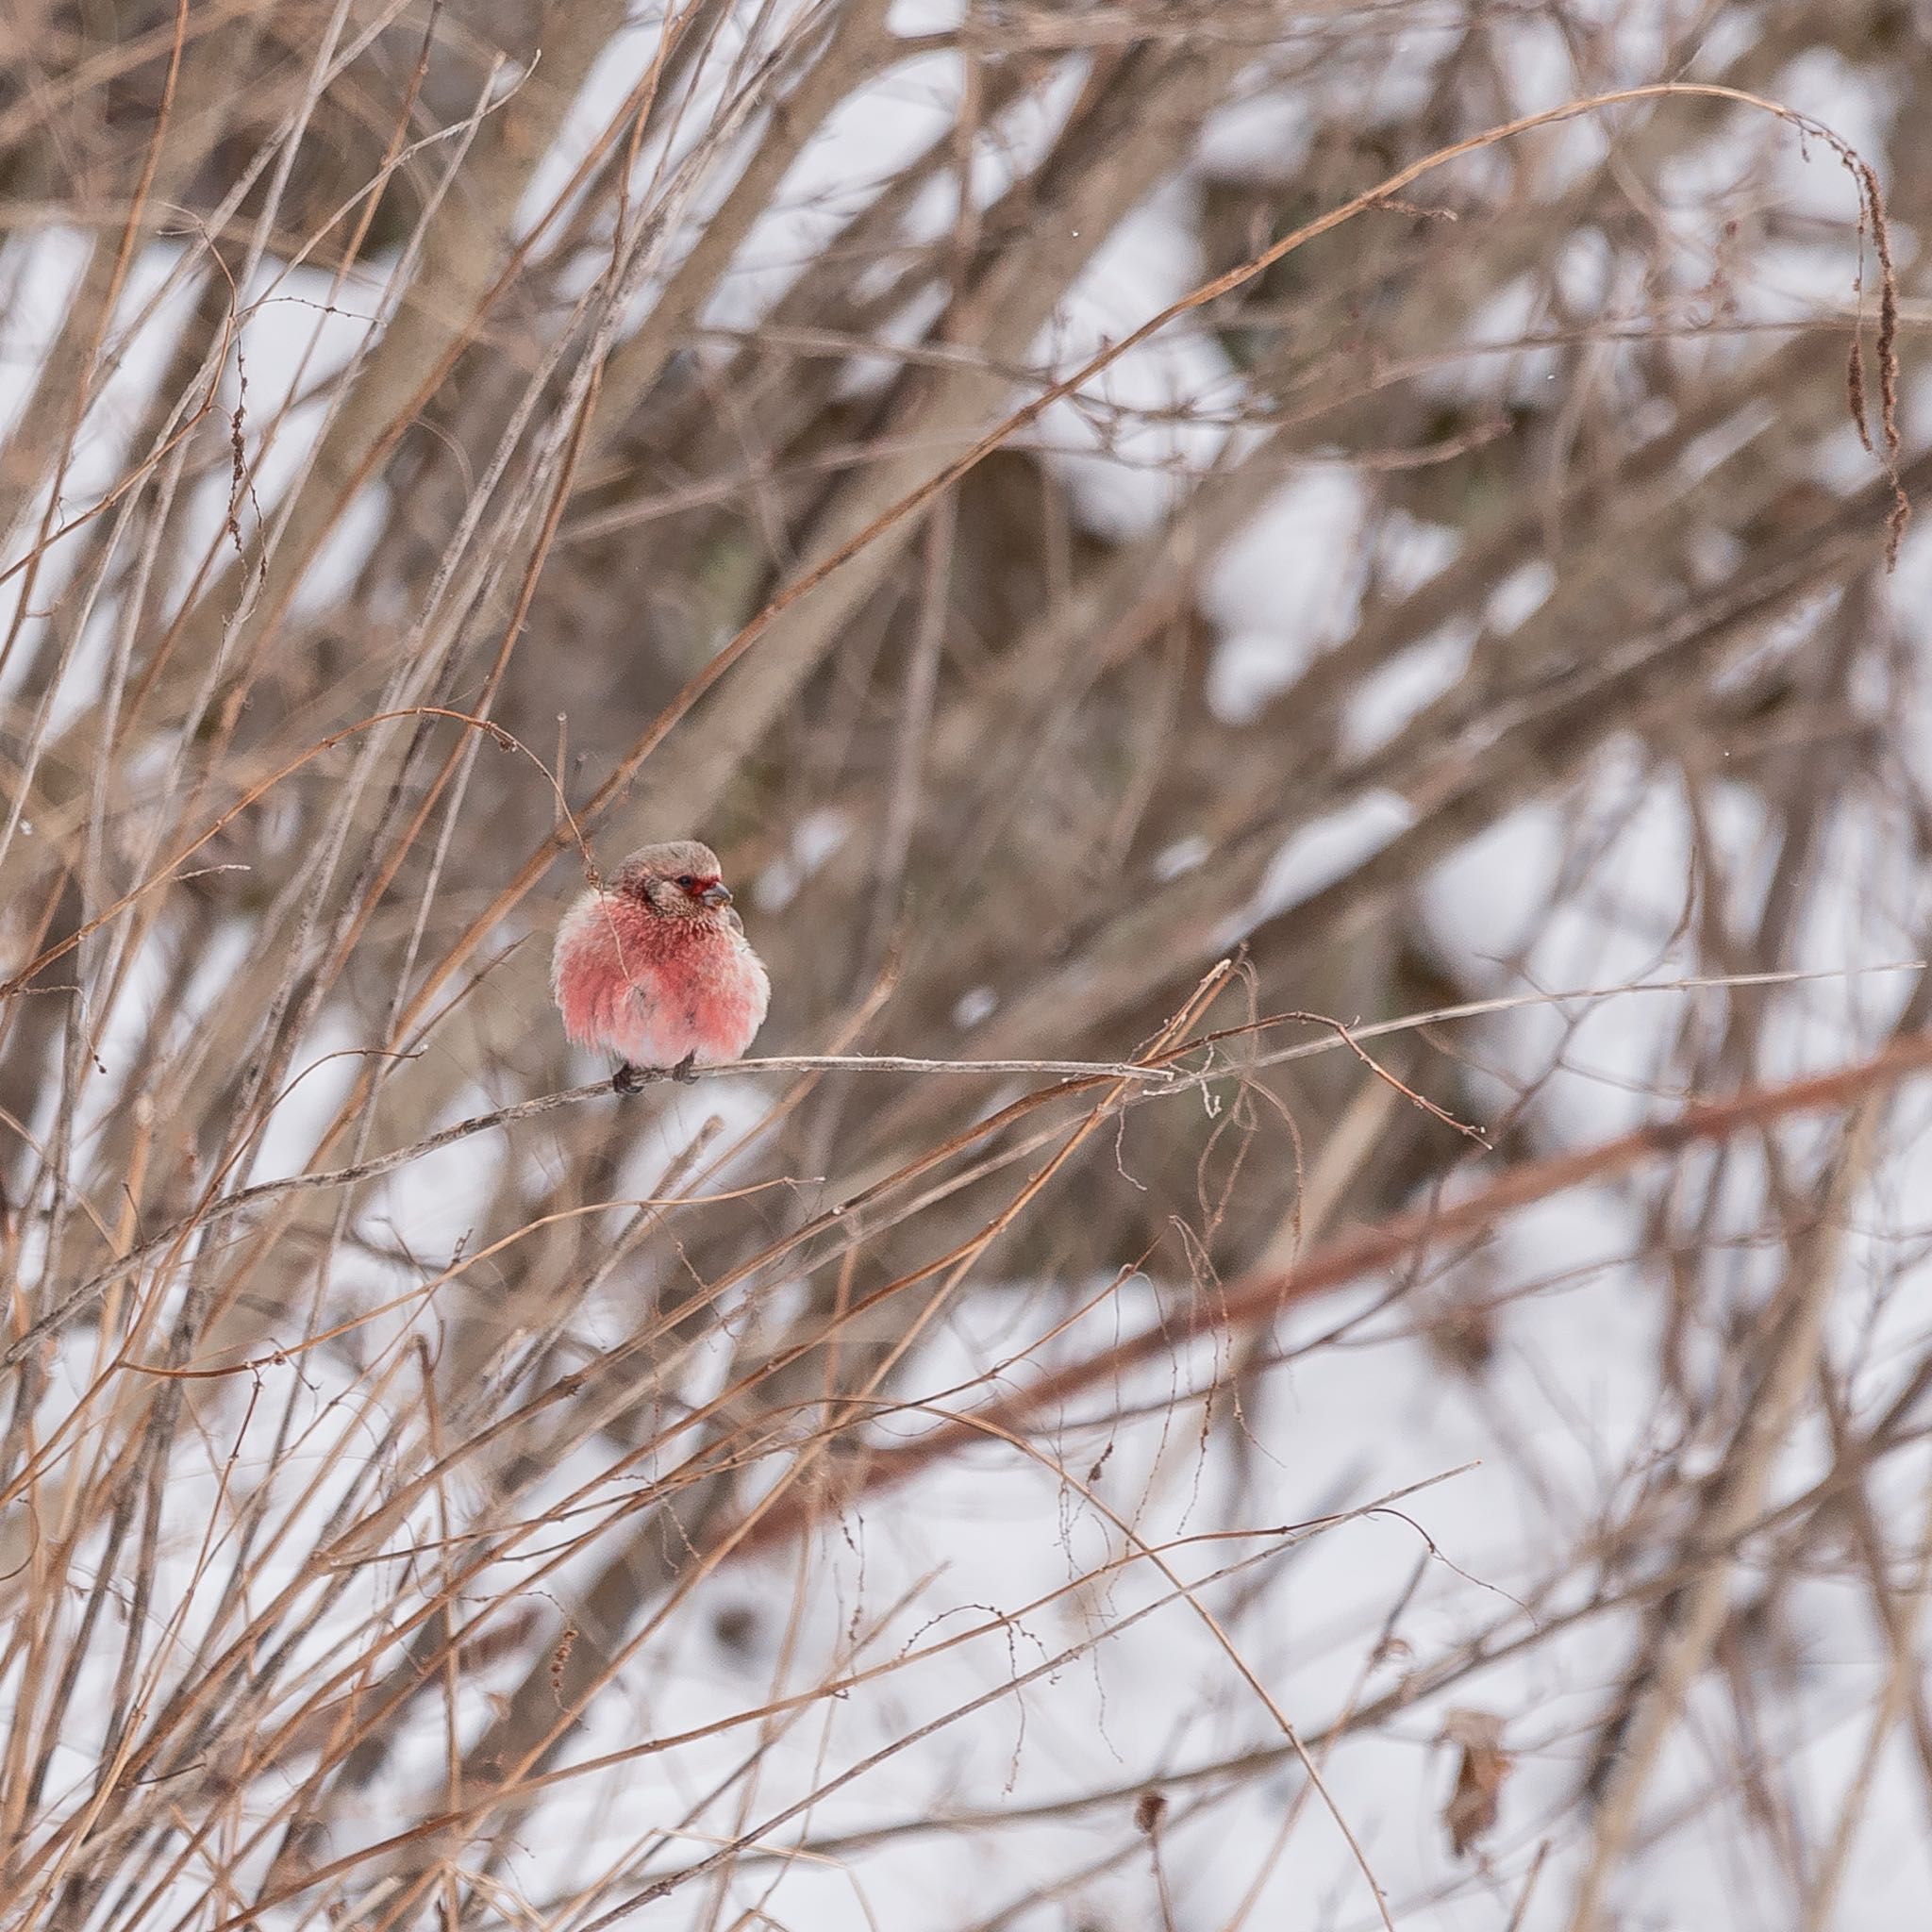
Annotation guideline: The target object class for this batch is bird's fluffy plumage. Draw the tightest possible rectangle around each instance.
[550,841,770,1072]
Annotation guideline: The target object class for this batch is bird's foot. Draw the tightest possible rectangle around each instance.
[613,1055,697,1092]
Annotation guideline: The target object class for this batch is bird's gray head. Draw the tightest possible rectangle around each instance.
[611,840,734,919]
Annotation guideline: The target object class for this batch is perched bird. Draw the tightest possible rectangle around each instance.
[550,840,771,1091]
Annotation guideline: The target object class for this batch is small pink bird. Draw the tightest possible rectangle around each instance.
[551,840,771,1091]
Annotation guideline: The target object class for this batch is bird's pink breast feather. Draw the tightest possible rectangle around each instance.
[551,891,770,1067]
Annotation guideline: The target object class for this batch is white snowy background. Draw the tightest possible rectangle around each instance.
[3,2,1928,1928]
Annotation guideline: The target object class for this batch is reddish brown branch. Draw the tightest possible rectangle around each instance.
[735,1028,1932,1556]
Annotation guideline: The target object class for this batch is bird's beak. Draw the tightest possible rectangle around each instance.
[699,880,732,908]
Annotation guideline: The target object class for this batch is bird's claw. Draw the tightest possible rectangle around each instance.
[613,1055,698,1092]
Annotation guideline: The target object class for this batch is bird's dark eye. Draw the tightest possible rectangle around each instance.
[675,874,697,891]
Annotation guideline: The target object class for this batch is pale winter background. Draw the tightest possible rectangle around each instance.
[1,2,1929,1927]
